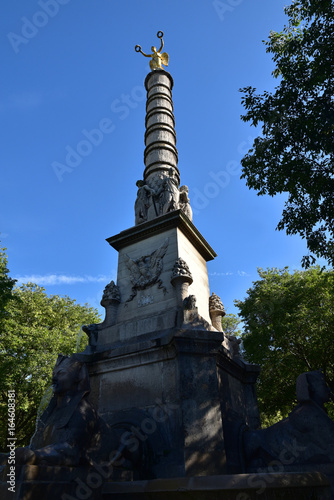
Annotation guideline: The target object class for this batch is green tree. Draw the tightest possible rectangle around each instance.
[235,267,334,426]
[0,282,101,451]
[0,244,16,326]
[240,0,334,268]
[221,313,243,337]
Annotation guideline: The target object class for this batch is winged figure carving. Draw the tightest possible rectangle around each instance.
[124,238,169,303]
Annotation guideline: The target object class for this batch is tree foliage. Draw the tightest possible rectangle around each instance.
[240,0,334,268]
[221,313,243,337]
[0,244,16,327]
[236,266,334,425]
[0,269,101,450]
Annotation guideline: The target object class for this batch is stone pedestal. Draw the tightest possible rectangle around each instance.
[0,465,104,500]
[77,326,260,480]
[1,467,330,500]
[92,210,217,345]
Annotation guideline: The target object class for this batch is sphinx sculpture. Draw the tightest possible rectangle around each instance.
[243,370,334,469]
[6,355,142,471]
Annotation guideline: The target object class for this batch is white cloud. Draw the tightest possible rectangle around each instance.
[209,272,234,276]
[14,274,111,286]
[208,270,251,277]
[237,270,251,277]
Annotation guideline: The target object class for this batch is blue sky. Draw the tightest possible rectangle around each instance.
[1,0,323,319]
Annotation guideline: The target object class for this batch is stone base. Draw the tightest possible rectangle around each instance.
[248,463,334,500]
[0,464,104,500]
[103,472,331,499]
[1,469,330,500]
[76,327,260,479]
[104,210,217,343]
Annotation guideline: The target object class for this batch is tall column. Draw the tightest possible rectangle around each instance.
[144,69,179,185]
[134,70,191,226]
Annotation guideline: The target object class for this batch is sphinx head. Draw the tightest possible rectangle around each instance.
[296,370,331,408]
[52,355,90,395]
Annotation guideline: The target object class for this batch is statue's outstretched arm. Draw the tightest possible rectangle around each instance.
[157,31,164,53]
[135,45,151,58]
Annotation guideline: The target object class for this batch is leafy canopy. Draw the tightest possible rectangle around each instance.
[240,0,334,268]
[0,270,101,450]
[221,312,243,337]
[236,266,334,425]
[0,244,16,326]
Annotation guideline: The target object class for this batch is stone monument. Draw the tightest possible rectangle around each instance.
[1,31,332,500]
[80,32,261,481]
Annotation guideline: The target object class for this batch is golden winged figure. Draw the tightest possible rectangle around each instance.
[135,30,169,71]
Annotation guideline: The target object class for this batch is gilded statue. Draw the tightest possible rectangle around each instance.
[135,31,169,71]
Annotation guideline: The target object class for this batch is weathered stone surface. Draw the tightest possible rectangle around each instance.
[99,211,216,344]
[0,465,105,500]
[176,228,211,324]
[76,327,261,480]
[1,468,329,500]
[102,472,331,500]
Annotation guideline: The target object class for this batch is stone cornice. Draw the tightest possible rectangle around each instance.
[106,210,217,261]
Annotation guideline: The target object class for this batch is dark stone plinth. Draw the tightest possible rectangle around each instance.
[0,465,104,500]
[1,470,329,500]
[76,327,260,480]
[102,472,331,500]
[249,464,334,500]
